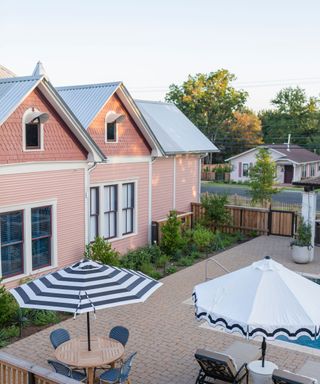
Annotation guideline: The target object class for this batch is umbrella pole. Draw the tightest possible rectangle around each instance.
[261,337,266,367]
[87,312,91,351]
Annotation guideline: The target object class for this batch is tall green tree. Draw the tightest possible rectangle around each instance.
[249,148,278,205]
[165,70,248,161]
[260,87,320,149]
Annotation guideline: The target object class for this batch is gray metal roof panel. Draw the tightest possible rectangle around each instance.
[135,100,218,154]
[0,76,41,125]
[56,82,121,129]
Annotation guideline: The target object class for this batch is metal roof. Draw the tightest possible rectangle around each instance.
[56,82,121,129]
[0,75,41,125]
[0,64,16,79]
[135,100,218,154]
[265,145,320,163]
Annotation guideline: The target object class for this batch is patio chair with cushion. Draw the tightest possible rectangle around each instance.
[195,341,262,384]
[109,326,129,347]
[272,369,317,384]
[48,359,87,382]
[99,352,137,384]
[50,328,70,349]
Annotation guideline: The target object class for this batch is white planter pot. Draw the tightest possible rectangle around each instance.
[291,245,313,264]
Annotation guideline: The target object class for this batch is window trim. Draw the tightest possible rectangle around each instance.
[89,179,138,243]
[311,163,315,177]
[0,210,24,279]
[22,108,44,152]
[122,183,135,235]
[302,164,307,178]
[105,112,118,143]
[89,187,99,242]
[0,200,57,282]
[103,185,118,240]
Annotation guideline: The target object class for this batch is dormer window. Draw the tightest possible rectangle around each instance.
[23,109,49,151]
[105,112,125,143]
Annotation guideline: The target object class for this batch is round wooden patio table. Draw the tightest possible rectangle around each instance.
[55,336,124,384]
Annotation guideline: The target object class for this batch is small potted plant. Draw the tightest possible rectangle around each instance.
[291,218,313,264]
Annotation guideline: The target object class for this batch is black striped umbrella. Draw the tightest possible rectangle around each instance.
[10,259,162,350]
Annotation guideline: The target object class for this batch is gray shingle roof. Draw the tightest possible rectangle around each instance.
[135,100,218,154]
[56,82,121,129]
[266,145,320,163]
[0,76,41,125]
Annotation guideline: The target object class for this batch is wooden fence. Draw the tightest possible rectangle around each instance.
[191,202,297,237]
[152,211,193,244]
[0,351,79,384]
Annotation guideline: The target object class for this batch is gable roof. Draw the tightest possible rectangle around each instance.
[226,144,320,164]
[0,69,105,162]
[135,100,218,154]
[56,82,121,129]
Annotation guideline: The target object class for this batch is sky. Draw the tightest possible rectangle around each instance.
[2,0,320,111]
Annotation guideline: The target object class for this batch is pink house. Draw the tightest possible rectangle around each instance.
[0,63,217,286]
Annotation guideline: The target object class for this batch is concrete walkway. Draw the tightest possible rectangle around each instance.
[4,236,320,383]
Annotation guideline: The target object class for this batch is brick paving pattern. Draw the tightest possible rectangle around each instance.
[4,236,320,383]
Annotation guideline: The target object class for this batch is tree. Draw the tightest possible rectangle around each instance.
[260,87,320,149]
[223,110,263,156]
[165,70,248,161]
[248,148,278,205]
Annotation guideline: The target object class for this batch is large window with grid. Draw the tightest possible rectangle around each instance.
[104,185,117,239]
[90,188,99,242]
[0,211,24,278]
[31,206,51,270]
[122,183,135,235]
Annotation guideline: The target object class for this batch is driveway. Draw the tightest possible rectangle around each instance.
[4,236,320,383]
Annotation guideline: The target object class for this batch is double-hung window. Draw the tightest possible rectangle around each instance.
[31,206,51,270]
[104,185,117,239]
[122,183,134,235]
[302,165,307,178]
[0,211,24,278]
[311,164,315,177]
[242,163,249,177]
[90,188,99,242]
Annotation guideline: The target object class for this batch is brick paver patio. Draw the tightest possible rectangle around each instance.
[4,235,320,383]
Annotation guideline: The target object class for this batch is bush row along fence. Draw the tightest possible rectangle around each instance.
[152,211,193,244]
[191,202,297,237]
[0,351,79,384]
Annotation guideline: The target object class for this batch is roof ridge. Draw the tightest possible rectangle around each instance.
[0,75,42,84]
[135,99,173,106]
[56,81,122,91]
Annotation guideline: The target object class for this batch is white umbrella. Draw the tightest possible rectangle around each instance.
[11,259,162,350]
[193,256,320,366]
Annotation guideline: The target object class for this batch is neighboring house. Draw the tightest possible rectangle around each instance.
[226,145,320,184]
[0,64,15,79]
[0,63,217,286]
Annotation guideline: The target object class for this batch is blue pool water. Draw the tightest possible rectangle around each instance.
[277,335,320,349]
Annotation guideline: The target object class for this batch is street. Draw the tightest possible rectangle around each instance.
[201,182,320,207]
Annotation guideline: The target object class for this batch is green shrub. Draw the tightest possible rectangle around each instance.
[201,194,231,227]
[121,247,152,270]
[193,225,214,251]
[190,250,201,259]
[166,266,177,274]
[177,256,194,267]
[30,310,60,326]
[0,325,19,347]
[291,219,312,247]
[0,280,19,327]
[85,236,120,266]
[160,211,183,257]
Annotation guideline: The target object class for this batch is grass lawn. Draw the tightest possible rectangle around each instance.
[202,181,303,192]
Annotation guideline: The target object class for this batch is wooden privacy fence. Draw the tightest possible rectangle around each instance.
[191,202,297,237]
[152,211,193,244]
[0,351,79,384]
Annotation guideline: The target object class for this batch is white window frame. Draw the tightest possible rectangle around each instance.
[242,163,249,177]
[89,179,138,243]
[105,111,118,143]
[22,108,45,152]
[302,165,307,178]
[0,199,57,282]
[311,163,315,177]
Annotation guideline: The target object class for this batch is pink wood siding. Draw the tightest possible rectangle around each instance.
[90,162,149,254]
[1,169,85,288]
[175,155,200,212]
[152,157,174,221]
[89,94,151,157]
[0,88,88,164]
